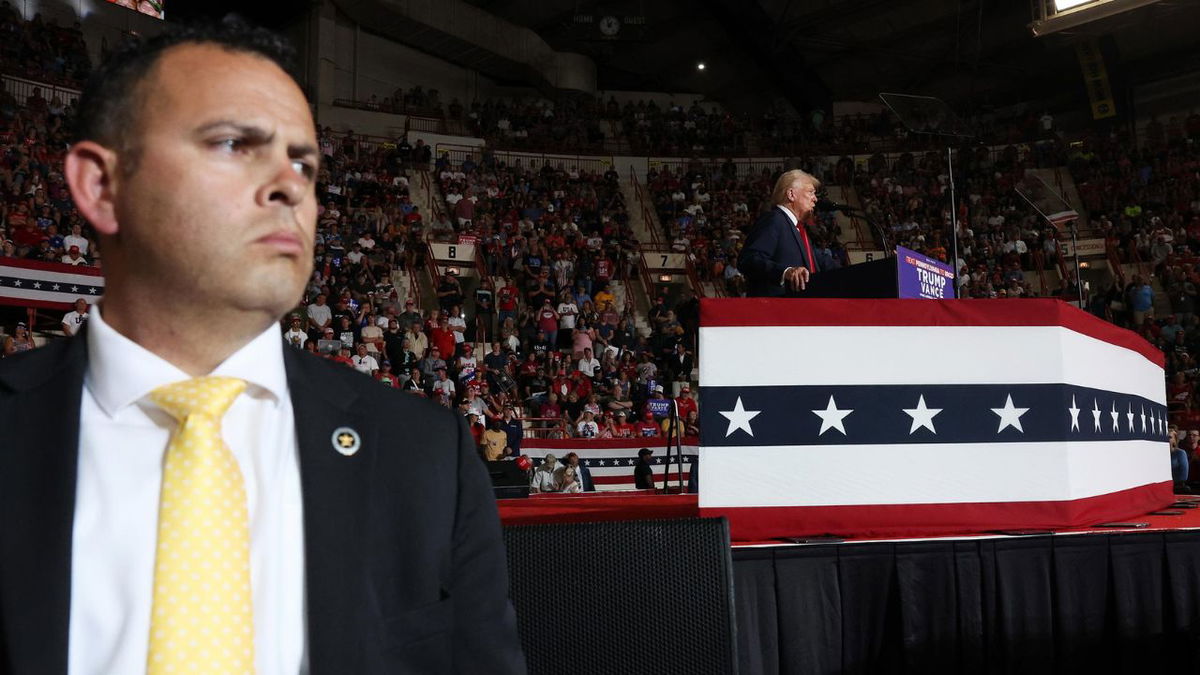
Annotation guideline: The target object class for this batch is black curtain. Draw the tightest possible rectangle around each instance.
[733,531,1200,674]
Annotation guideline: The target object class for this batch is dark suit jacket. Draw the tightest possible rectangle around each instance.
[0,330,525,674]
[739,206,820,297]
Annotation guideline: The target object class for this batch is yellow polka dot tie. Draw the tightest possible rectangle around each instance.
[147,376,255,674]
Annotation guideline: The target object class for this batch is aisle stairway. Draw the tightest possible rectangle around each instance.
[620,176,661,244]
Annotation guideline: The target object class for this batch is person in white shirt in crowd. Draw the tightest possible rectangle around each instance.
[447,304,467,346]
[556,290,578,343]
[577,347,600,378]
[576,410,599,438]
[530,453,559,493]
[351,342,379,376]
[282,315,307,347]
[61,298,90,336]
[431,366,456,403]
[61,244,87,265]
[306,292,332,334]
[63,222,89,255]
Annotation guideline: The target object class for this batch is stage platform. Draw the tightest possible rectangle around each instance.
[500,492,1200,673]
[498,491,1200,543]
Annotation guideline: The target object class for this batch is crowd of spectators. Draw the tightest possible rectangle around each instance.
[344,78,1072,159]
[1072,114,1200,479]
[417,151,701,447]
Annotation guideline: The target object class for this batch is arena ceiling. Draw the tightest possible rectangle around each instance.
[175,0,1200,116]
[457,0,1200,115]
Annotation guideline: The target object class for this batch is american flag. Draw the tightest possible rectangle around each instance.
[520,438,697,491]
[698,297,1173,540]
[0,258,103,310]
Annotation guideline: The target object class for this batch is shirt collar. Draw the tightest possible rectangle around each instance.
[776,204,798,227]
[86,304,290,418]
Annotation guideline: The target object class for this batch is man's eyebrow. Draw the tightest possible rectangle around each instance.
[194,119,318,159]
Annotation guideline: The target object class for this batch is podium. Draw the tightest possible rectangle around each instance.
[698,297,1172,539]
[796,246,956,299]
[800,257,897,298]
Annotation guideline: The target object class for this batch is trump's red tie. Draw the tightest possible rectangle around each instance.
[797,223,815,271]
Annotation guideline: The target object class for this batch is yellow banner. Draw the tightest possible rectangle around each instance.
[1076,39,1116,120]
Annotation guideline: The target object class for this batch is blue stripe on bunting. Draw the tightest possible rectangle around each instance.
[700,384,1169,447]
[0,274,102,295]
[532,455,699,468]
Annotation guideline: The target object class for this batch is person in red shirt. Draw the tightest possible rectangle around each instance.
[330,345,355,368]
[571,370,592,400]
[611,410,635,438]
[497,281,519,326]
[536,299,559,345]
[1173,396,1200,429]
[429,314,457,359]
[634,411,660,437]
[674,385,698,420]
[373,360,401,388]
[550,367,574,400]
[1169,372,1193,410]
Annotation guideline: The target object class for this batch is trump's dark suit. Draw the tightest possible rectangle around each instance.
[0,330,525,674]
[739,205,820,297]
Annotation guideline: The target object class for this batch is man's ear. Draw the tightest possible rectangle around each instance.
[64,141,120,236]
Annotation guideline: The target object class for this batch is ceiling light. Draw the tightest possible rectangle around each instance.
[1054,0,1094,9]
[697,62,706,71]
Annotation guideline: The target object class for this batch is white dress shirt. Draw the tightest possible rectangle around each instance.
[69,305,307,674]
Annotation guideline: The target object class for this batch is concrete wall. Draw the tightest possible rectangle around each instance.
[316,4,492,107]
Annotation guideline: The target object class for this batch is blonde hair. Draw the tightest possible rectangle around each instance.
[771,169,821,205]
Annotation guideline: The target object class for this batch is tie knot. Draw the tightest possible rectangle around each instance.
[149,376,247,422]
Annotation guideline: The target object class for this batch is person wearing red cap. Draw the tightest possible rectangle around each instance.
[675,385,698,421]
[634,410,661,437]
[61,243,87,266]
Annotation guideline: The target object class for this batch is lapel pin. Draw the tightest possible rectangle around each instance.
[331,427,361,456]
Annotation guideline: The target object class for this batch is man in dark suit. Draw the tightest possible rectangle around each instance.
[0,19,523,674]
[739,169,822,297]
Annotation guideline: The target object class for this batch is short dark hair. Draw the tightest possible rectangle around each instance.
[74,15,300,169]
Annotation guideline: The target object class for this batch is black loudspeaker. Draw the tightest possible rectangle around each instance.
[487,460,529,499]
[503,517,738,675]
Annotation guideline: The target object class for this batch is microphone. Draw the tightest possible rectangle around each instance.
[815,198,855,213]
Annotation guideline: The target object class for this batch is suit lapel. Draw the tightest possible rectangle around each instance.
[0,334,86,674]
[778,207,813,269]
[284,347,376,674]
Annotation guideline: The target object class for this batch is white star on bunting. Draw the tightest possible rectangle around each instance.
[1126,403,1134,432]
[902,395,942,434]
[992,394,1029,433]
[1091,399,1102,432]
[719,396,761,437]
[1110,402,1120,433]
[1140,406,1146,433]
[812,395,853,436]
[1068,395,1080,432]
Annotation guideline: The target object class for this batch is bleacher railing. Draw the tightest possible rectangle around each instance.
[331,97,444,121]
[433,142,615,175]
[1,73,80,108]
[627,167,663,247]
